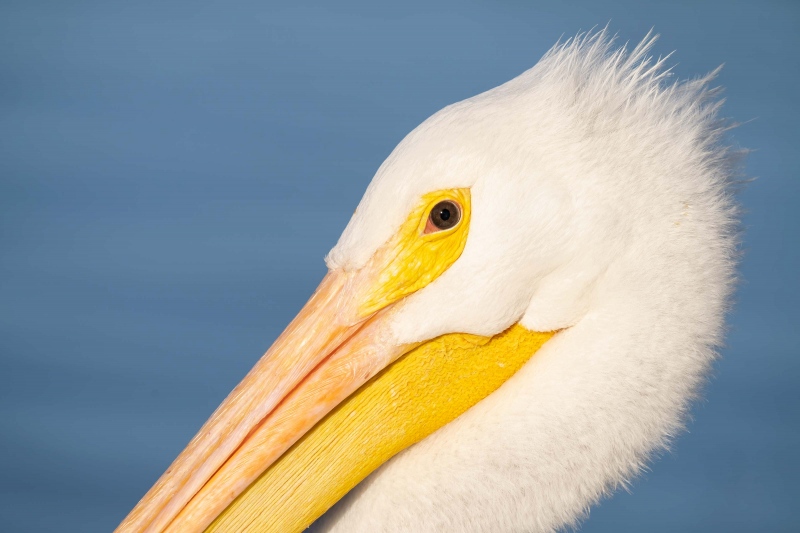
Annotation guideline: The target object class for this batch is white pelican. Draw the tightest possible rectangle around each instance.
[117,30,738,533]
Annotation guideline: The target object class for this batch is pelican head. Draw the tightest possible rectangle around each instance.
[118,30,738,533]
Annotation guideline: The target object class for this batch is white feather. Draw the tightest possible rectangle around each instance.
[319,29,739,532]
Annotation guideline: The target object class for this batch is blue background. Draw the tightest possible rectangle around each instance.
[2,1,798,531]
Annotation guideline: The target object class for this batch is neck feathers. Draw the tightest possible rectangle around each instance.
[318,29,740,533]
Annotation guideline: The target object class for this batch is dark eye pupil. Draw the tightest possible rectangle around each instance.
[429,200,460,230]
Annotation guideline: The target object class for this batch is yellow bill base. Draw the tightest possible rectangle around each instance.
[207,324,554,533]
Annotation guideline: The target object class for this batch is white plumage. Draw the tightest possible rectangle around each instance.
[318,30,739,532]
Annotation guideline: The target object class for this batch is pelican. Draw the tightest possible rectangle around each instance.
[117,30,738,533]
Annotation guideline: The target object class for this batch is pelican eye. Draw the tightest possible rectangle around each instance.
[427,200,461,232]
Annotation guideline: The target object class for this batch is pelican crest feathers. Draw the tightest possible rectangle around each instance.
[319,29,740,532]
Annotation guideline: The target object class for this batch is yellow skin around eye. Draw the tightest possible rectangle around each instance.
[354,187,472,317]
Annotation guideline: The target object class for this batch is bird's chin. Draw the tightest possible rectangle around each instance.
[208,322,553,533]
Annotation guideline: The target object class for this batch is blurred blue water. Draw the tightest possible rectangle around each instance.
[1,1,798,531]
